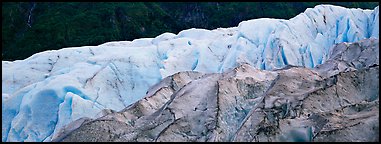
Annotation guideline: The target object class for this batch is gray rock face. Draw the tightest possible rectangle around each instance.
[53,38,379,142]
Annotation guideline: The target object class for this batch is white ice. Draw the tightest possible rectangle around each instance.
[2,5,379,142]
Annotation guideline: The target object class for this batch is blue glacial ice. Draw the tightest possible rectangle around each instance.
[2,5,379,142]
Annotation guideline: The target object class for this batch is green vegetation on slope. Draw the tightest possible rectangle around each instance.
[2,2,379,60]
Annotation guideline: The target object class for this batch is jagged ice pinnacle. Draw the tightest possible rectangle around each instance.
[2,5,379,142]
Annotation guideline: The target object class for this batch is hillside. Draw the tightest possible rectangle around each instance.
[2,4,378,142]
[2,2,379,60]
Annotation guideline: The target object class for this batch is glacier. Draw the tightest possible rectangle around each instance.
[1,5,379,142]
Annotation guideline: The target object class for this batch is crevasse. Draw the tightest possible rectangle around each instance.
[2,5,379,142]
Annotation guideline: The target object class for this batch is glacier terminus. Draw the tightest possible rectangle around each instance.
[1,4,379,142]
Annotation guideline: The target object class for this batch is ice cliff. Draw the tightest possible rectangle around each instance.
[53,38,379,142]
[1,5,379,142]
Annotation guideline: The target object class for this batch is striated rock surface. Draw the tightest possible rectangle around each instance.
[2,5,379,142]
[54,38,379,142]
